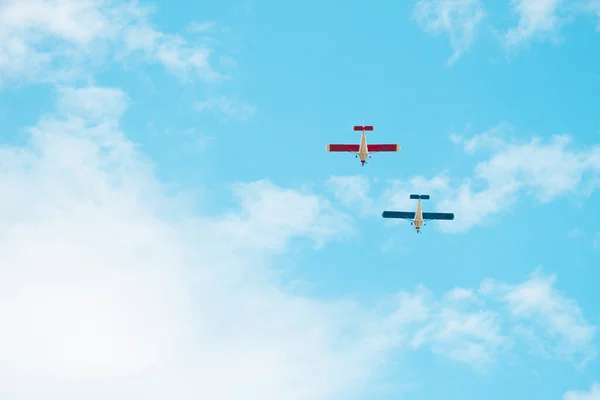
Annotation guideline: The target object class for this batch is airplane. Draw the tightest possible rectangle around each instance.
[326,125,400,166]
[381,194,454,233]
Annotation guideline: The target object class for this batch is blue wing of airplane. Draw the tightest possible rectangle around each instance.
[382,211,415,219]
[422,212,454,220]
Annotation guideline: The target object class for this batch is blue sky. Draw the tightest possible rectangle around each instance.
[0,0,599,399]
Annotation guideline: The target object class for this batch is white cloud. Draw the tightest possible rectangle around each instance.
[503,0,600,48]
[480,269,596,365]
[0,0,224,86]
[415,0,600,55]
[187,20,217,33]
[215,180,354,252]
[1,87,596,398]
[463,128,600,201]
[326,175,375,216]
[564,383,600,400]
[0,86,391,399]
[413,0,485,64]
[505,0,565,48]
[449,133,463,144]
[195,96,257,121]
[57,86,129,121]
[383,271,595,370]
[454,122,513,154]
[445,287,476,302]
[327,174,451,213]
[373,285,511,369]
[592,1,600,30]
[411,304,512,368]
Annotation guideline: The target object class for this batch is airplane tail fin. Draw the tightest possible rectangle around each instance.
[353,125,373,131]
[409,194,430,200]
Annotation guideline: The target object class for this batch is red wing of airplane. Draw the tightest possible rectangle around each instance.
[326,125,400,153]
[368,144,401,152]
[326,144,360,152]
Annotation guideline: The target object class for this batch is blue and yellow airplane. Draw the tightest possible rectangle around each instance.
[382,194,454,233]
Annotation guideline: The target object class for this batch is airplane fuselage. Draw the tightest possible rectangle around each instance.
[358,130,369,166]
[413,199,424,232]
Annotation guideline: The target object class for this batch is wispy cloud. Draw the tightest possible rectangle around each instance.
[445,123,600,209]
[195,96,257,121]
[186,20,217,33]
[386,270,595,369]
[414,0,600,58]
[57,86,129,122]
[408,296,512,369]
[563,383,600,400]
[326,175,376,216]
[591,0,600,30]
[481,269,597,366]
[0,0,225,86]
[216,180,354,252]
[503,0,600,49]
[568,227,584,238]
[504,0,565,48]
[457,122,514,154]
[413,0,485,64]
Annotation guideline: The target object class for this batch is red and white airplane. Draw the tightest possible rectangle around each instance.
[326,125,400,166]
